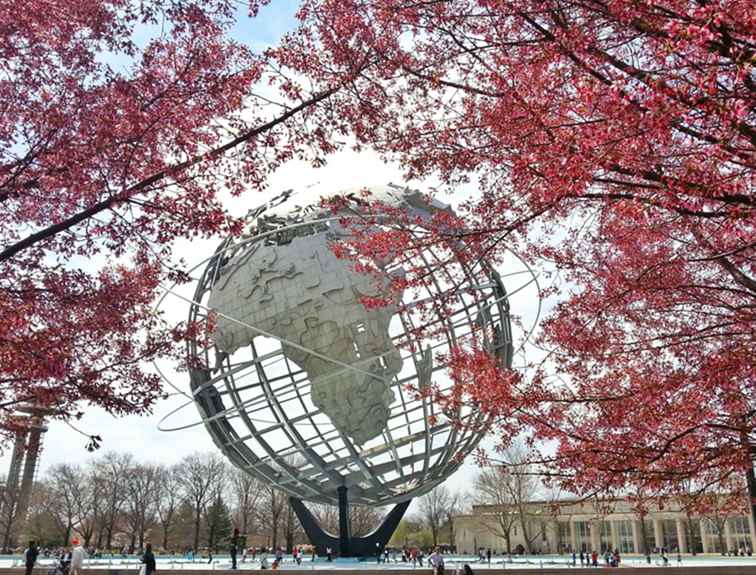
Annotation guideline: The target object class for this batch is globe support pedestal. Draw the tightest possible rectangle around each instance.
[290,488,410,558]
[337,486,351,556]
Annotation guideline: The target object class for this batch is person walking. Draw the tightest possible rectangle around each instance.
[24,541,39,575]
[274,547,283,569]
[429,548,445,575]
[486,549,491,566]
[57,547,71,575]
[70,539,87,575]
[141,543,156,575]
[230,528,239,570]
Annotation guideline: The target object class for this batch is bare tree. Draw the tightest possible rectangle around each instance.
[73,470,98,548]
[417,485,456,546]
[474,466,518,554]
[124,464,161,552]
[507,463,544,552]
[443,492,465,550]
[24,481,60,546]
[156,465,182,551]
[474,443,545,554]
[282,498,299,553]
[229,468,263,547]
[308,502,382,539]
[201,467,228,550]
[309,502,338,535]
[350,505,384,537]
[85,464,110,549]
[175,453,226,551]
[256,486,286,550]
[96,452,133,549]
[47,464,84,545]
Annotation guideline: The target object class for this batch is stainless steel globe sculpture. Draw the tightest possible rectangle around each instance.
[187,185,514,511]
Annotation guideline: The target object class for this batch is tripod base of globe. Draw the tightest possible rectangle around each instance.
[290,487,410,558]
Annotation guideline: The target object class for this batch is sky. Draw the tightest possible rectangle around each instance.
[3,0,549,504]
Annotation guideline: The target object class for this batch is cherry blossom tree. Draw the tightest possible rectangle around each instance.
[4,0,754,527]
[277,0,755,511]
[0,0,359,440]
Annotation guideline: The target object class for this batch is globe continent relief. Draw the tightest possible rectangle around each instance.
[208,231,402,445]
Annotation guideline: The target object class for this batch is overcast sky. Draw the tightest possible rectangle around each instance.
[3,1,548,502]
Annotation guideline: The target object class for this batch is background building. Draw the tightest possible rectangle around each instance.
[455,496,756,556]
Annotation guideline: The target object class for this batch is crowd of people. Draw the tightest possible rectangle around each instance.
[570,549,622,568]
[22,538,156,575]
[254,545,308,570]
[28,535,713,573]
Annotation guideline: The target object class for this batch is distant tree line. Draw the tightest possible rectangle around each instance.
[18,449,647,557]
[16,452,305,554]
[14,452,467,555]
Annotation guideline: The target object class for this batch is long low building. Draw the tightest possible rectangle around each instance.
[454,497,756,556]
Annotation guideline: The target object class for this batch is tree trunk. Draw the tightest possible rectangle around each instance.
[685,517,697,556]
[3,515,14,554]
[639,520,649,555]
[162,523,170,551]
[286,531,293,554]
[718,530,726,555]
[194,511,201,552]
[519,513,532,553]
[208,522,216,549]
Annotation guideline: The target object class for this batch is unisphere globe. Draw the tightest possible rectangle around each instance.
[187,185,513,506]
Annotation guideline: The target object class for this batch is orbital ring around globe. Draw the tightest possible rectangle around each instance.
[157,185,534,508]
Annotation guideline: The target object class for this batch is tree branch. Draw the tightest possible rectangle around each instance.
[0,86,338,263]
